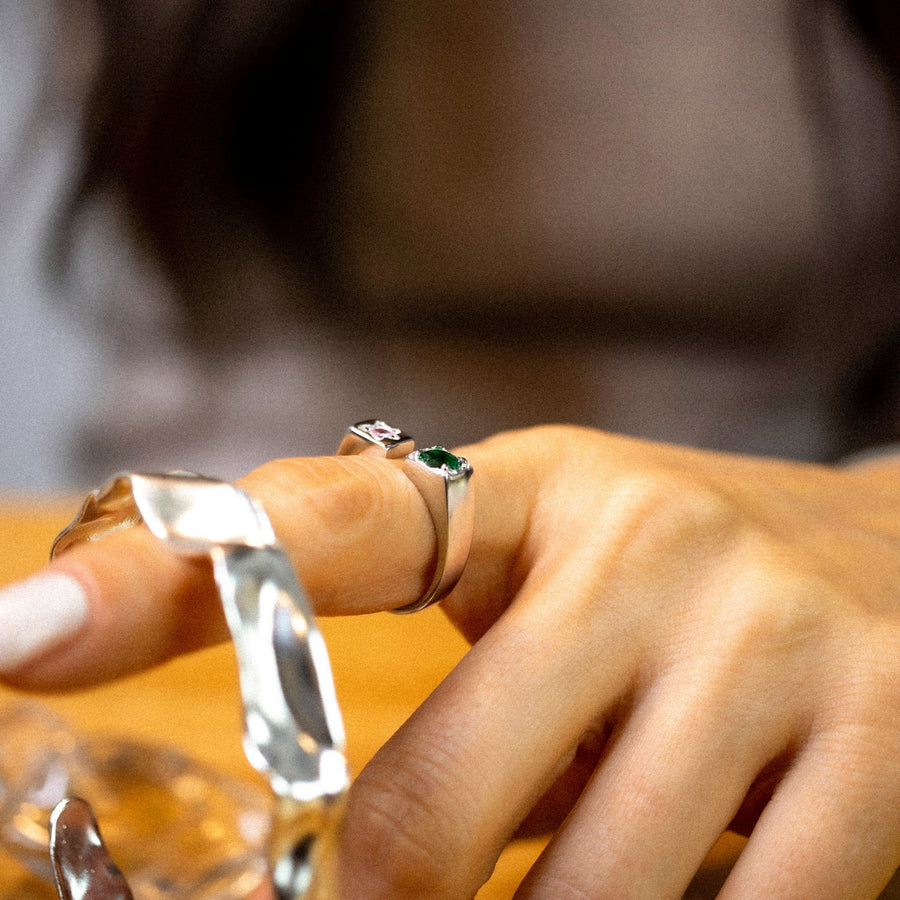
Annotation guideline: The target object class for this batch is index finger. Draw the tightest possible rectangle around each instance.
[0,444,533,691]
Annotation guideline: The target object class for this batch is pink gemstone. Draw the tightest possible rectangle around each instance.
[365,422,402,442]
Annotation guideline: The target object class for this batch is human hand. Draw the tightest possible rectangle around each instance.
[2,426,899,898]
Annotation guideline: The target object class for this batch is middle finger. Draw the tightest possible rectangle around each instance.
[336,563,643,899]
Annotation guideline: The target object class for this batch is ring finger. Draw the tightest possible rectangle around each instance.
[516,660,796,899]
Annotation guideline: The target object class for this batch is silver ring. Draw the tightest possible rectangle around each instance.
[338,423,475,613]
[51,472,346,899]
[397,446,474,613]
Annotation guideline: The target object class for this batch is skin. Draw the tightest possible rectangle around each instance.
[4,425,900,898]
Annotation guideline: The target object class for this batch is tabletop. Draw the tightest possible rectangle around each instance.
[1,497,891,898]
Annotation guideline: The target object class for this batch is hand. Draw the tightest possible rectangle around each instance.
[3,426,899,898]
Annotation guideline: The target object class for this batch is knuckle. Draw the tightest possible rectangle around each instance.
[572,467,740,601]
[243,455,436,613]
[341,741,487,897]
[555,467,746,642]
[609,467,738,553]
[243,455,398,549]
[256,456,393,536]
[240,458,408,611]
[342,787,446,896]
[718,546,831,656]
[242,457,398,534]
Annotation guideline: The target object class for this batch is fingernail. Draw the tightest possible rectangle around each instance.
[0,573,89,672]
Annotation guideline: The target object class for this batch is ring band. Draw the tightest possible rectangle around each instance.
[338,422,474,614]
[51,472,347,899]
[397,446,474,613]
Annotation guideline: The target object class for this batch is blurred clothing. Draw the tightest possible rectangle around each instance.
[2,2,900,488]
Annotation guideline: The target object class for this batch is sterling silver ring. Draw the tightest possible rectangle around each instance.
[51,472,347,900]
[338,421,474,613]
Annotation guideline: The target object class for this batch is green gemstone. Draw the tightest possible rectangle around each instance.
[418,446,462,471]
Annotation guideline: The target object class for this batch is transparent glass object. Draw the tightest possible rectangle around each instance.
[0,701,270,898]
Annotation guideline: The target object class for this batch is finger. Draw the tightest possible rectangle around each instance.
[239,455,451,613]
[514,660,790,900]
[513,729,609,839]
[335,558,642,900]
[0,457,434,688]
[249,881,275,900]
[718,730,900,899]
[0,436,537,689]
[2,525,222,690]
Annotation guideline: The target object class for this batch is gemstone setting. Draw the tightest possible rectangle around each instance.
[360,420,403,443]
[416,446,467,473]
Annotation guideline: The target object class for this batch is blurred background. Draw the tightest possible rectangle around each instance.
[3,0,900,492]
[1,1,100,490]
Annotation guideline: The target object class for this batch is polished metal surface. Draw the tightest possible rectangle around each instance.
[50,798,133,900]
[394,447,474,613]
[215,545,346,801]
[338,422,475,613]
[51,472,348,898]
[52,472,276,557]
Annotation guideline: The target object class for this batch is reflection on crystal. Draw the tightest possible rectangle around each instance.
[0,701,271,898]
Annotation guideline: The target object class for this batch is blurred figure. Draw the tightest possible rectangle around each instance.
[3,1,900,481]
[0,1,103,489]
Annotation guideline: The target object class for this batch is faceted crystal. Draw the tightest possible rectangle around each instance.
[362,421,402,443]
[0,701,270,899]
[417,447,463,471]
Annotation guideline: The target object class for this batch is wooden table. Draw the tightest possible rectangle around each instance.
[3,498,882,898]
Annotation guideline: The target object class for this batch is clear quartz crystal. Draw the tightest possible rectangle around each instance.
[0,701,270,898]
